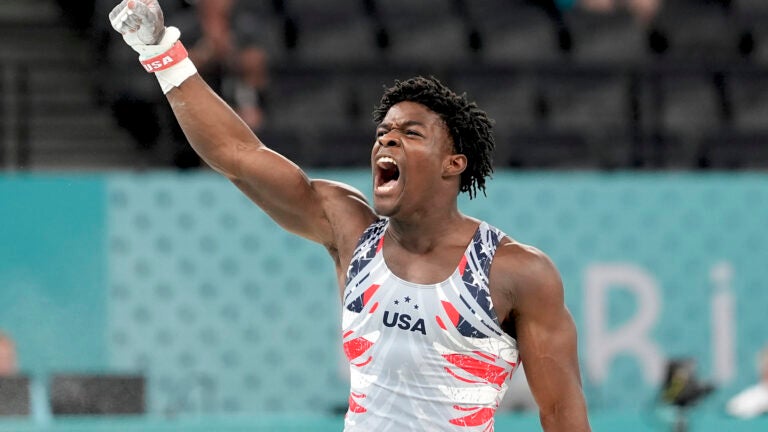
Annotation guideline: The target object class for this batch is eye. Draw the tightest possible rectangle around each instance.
[405,130,421,137]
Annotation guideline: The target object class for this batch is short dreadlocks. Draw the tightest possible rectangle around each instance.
[372,76,495,199]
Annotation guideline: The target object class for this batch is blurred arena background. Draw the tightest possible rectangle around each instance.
[1,0,768,430]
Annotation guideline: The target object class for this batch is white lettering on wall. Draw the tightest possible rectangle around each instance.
[711,261,736,383]
[585,263,665,384]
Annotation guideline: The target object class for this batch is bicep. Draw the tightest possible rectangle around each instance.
[517,305,588,431]
[516,300,582,406]
[232,150,374,247]
[167,77,372,247]
[507,250,589,429]
[230,147,332,243]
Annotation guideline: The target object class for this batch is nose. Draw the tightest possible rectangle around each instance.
[377,134,399,148]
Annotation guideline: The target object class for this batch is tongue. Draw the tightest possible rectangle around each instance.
[378,179,398,191]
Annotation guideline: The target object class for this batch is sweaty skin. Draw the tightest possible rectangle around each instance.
[162,76,589,430]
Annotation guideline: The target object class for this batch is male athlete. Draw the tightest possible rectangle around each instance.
[109,1,591,430]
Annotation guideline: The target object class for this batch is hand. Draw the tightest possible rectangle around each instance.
[107,0,198,93]
[109,0,165,48]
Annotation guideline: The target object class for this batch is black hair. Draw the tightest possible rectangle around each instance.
[372,76,495,199]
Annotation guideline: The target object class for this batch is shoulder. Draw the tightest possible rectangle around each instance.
[310,179,378,254]
[491,237,564,311]
[311,179,369,202]
[311,179,376,227]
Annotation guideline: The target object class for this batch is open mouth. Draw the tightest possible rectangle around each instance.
[375,156,400,193]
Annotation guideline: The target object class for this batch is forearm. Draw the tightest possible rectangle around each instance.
[539,398,591,432]
[166,74,260,178]
[168,74,333,242]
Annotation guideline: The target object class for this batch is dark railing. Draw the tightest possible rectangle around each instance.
[1,62,29,170]
[2,57,768,170]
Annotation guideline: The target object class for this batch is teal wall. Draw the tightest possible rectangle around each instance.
[2,170,767,419]
[471,172,768,413]
[0,175,107,374]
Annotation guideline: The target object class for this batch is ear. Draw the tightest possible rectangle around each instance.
[442,154,467,177]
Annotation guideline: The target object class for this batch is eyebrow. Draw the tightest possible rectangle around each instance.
[376,120,427,130]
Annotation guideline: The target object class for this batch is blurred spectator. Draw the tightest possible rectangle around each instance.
[92,0,271,168]
[190,0,272,132]
[578,0,662,24]
[93,0,199,168]
[726,345,768,419]
[224,43,270,131]
[0,331,18,376]
[188,0,236,95]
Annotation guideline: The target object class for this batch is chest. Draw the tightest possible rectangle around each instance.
[378,244,514,327]
[342,275,519,375]
[381,244,466,285]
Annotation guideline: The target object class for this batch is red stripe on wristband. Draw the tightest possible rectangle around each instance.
[140,41,188,73]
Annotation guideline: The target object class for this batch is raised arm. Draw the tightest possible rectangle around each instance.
[167,75,339,244]
[108,0,376,248]
[496,244,591,432]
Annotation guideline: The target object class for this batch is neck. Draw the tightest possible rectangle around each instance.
[386,205,469,253]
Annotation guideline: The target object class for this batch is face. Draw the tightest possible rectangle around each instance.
[371,101,462,216]
[0,337,17,376]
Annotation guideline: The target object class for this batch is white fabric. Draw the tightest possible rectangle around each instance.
[341,219,520,431]
[726,382,768,419]
[109,0,197,93]
[109,0,165,46]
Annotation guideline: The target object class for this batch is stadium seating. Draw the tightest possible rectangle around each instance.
[3,0,768,170]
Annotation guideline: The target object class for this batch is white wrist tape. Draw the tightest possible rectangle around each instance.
[132,26,197,94]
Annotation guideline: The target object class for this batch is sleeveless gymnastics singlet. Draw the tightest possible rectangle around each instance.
[342,218,520,432]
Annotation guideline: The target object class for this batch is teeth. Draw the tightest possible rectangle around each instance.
[376,156,397,167]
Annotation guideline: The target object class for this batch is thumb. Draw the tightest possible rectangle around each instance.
[132,0,165,44]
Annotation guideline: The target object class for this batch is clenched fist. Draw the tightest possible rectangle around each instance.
[107,0,197,93]
[109,0,165,47]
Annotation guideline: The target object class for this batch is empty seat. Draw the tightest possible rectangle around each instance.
[634,132,703,169]
[50,374,145,416]
[372,0,471,66]
[256,127,307,165]
[588,132,637,169]
[265,71,357,131]
[650,2,741,61]
[538,70,630,134]
[565,8,648,64]
[505,130,593,169]
[728,70,768,132]
[465,0,561,63]
[700,131,768,169]
[450,69,539,135]
[348,68,429,128]
[284,0,378,66]
[738,13,768,65]
[231,12,289,65]
[640,71,723,137]
[734,0,768,16]
[0,376,30,416]
[305,127,374,167]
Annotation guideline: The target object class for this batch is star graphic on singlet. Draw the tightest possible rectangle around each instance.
[469,271,484,287]
[404,296,411,303]
[480,241,495,260]
[414,304,419,310]
[394,300,399,305]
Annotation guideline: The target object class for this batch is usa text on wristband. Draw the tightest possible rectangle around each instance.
[140,41,189,73]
